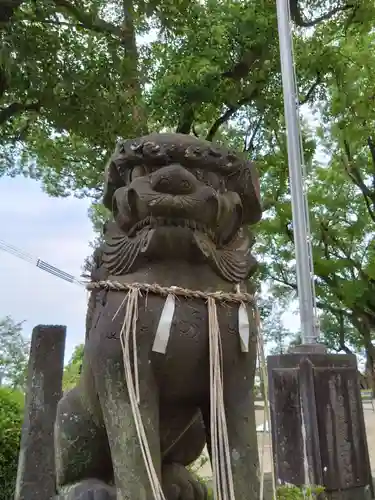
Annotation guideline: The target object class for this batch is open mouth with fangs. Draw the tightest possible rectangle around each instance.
[104,214,255,282]
[127,216,218,243]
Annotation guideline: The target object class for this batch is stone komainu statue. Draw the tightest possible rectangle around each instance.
[54,133,262,499]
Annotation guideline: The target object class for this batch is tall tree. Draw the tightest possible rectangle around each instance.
[2,1,375,380]
[0,316,29,390]
[62,343,84,390]
[258,296,296,354]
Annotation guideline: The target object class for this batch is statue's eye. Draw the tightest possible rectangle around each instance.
[193,169,221,189]
[195,169,204,182]
[205,172,220,190]
[195,170,220,190]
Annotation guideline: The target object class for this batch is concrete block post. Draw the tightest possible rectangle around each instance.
[267,345,374,499]
[15,325,66,500]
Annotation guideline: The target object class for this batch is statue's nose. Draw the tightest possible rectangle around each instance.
[150,164,198,195]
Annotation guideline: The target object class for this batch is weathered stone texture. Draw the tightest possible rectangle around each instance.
[15,325,66,500]
[268,350,374,500]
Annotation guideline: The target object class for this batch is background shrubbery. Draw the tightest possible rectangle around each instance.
[205,484,325,499]
[0,388,24,499]
[277,484,325,499]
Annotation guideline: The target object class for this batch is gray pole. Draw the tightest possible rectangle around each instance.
[276,0,318,343]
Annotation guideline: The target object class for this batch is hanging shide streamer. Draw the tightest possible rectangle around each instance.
[238,302,250,353]
[152,293,176,354]
[234,284,250,353]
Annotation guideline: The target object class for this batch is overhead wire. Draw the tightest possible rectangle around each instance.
[0,238,85,287]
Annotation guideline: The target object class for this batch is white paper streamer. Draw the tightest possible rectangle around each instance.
[238,303,250,353]
[152,293,176,354]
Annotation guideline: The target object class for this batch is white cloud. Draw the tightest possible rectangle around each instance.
[0,176,95,362]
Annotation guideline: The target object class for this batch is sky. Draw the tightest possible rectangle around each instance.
[0,176,94,363]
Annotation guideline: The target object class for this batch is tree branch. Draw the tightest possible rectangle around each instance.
[120,0,148,135]
[23,17,86,29]
[367,137,375,193]
[192,125,199,138]
[322,225,370,282]
[316,302,355,353]
[244,116,263,153]
[0,68,8,100]
[342,139,375,222]
[205,105,238,141]
[176,106,195,135]
[337,310,354,354]
[204,43,271,140]
[290,0,354,27]
[262,153,289,210]
[268,272,297,291]
[52,0,121,38]
[206,84,264,141]
[367,137,375,171]
[222,44,267,81]
[300,72,322,105]
[0,100,40,126]
[0,0,24,23]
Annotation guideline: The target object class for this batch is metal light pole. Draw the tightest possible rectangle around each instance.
[276,0,319,343]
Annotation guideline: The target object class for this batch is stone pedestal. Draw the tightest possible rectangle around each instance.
[267,346,374,499]
[15,325,66,500]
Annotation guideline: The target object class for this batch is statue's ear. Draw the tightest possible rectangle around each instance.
[227,162,262,225]
[103,159,124,211]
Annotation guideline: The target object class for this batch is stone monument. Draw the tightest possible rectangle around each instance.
[54,133,263,499]
[268,344,374,499]
[15,325,66,500]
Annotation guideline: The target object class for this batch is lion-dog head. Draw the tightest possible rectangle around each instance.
[101,133,262,283]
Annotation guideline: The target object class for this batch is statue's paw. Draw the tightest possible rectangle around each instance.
[56,480,116,500]
[162,463,208,500]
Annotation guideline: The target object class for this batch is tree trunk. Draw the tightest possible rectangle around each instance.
[120,0,148,136]
[0,0,24,24]
[349,311,375,396]
[364,342,375,397]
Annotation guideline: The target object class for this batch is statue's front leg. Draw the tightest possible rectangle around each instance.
[162,463,209,500]
[160,407,208,499]
[223,328,260,499]
[223,355,260,498]
[54,385,116,500]
[92,293,162,500]
[95,358,161,500]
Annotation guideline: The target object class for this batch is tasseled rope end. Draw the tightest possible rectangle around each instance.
[208,297,236,500]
